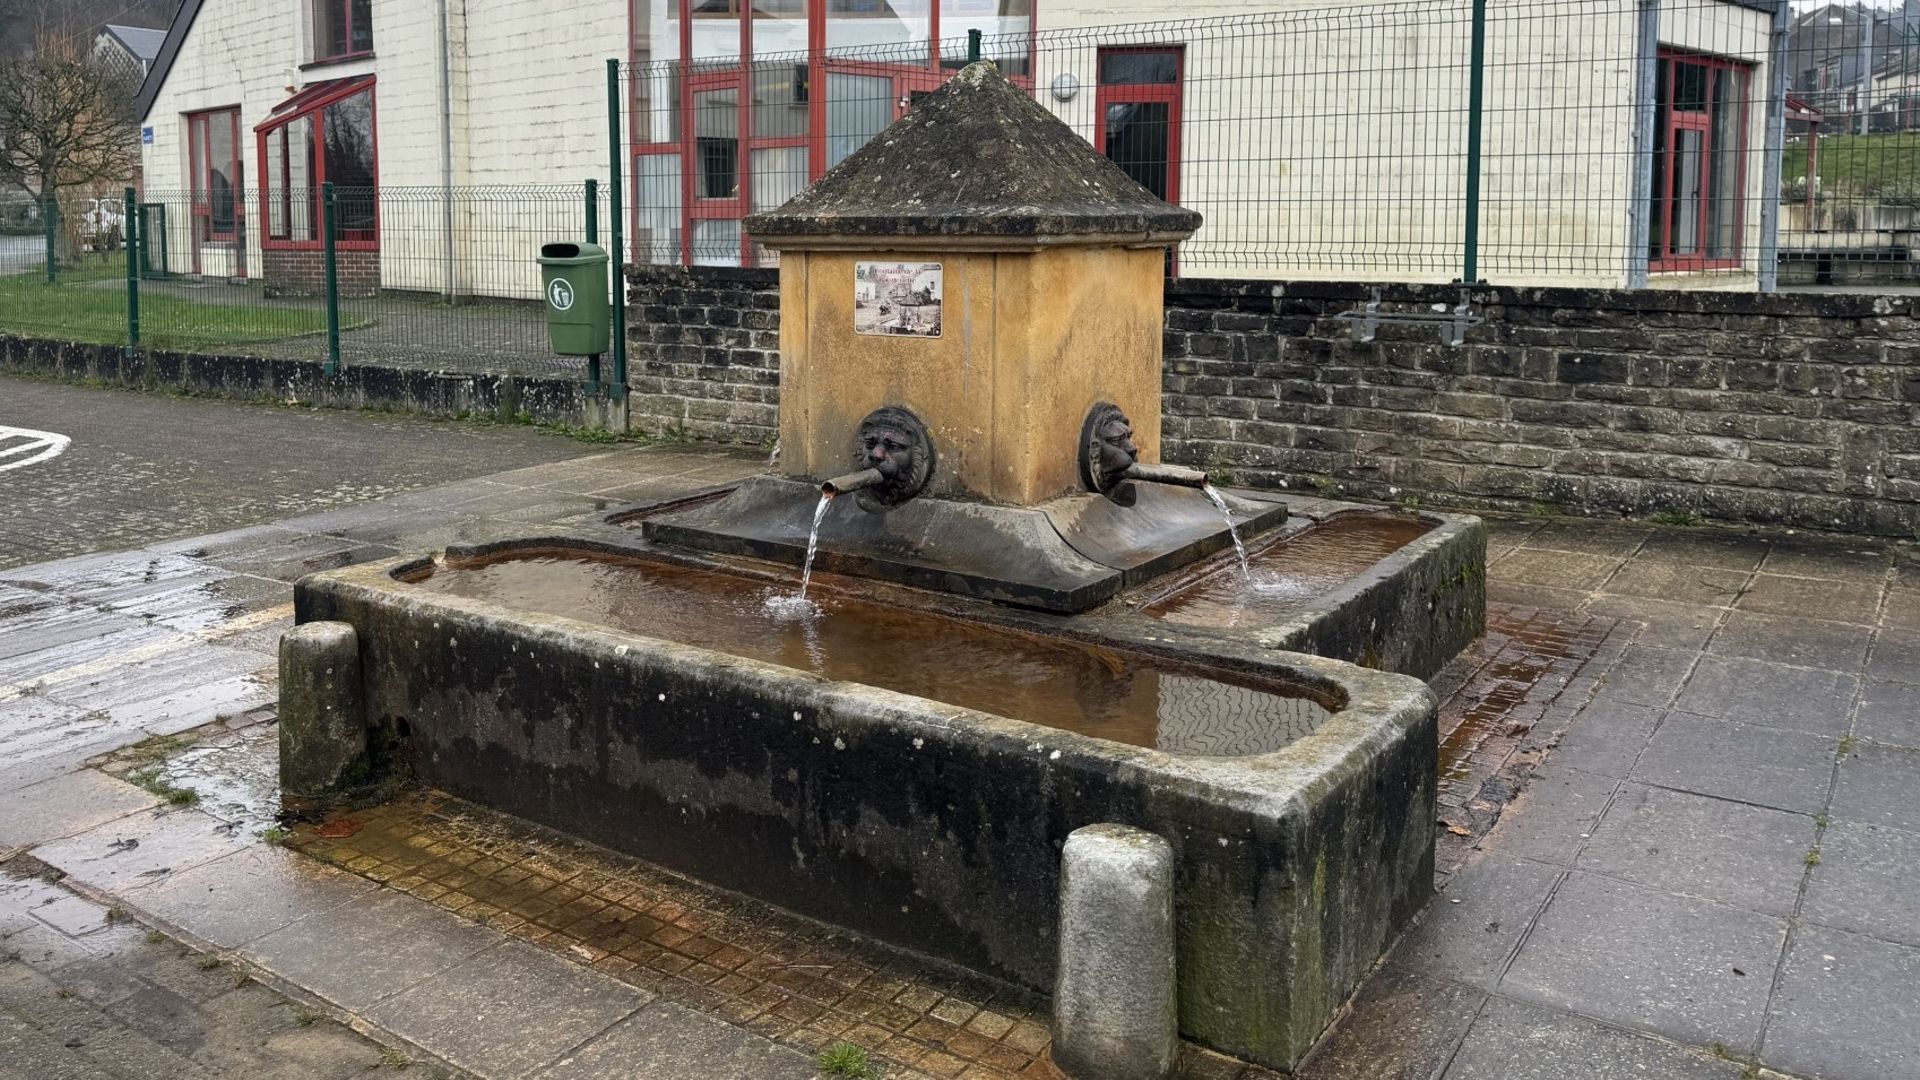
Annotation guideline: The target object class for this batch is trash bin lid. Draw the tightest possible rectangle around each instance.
[538,241,609,264]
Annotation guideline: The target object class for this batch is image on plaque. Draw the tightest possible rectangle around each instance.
[854,261,942,338]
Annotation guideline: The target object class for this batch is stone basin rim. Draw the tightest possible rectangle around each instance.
[304,554,1434,803]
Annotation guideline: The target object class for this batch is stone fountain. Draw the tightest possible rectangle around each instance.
[283,62,1486,1074]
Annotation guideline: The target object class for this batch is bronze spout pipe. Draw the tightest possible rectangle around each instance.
[1121,462,1210,489]
[821,468,886,497]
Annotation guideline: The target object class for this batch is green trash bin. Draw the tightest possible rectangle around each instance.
[537,241,610,355]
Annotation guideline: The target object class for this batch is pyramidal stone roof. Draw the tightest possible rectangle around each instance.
[744,61,1202,246]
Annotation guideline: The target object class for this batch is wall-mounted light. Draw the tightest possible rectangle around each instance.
[1051,73,1080,102]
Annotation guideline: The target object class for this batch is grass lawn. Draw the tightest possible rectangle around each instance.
[1785,133,1920,198]
[0,253,335,350]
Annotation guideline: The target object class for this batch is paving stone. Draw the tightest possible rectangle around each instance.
[33,809,252,892]
[27,894,113,938]
[1601,561,1748,606]
[1882,588,1920,631]
[1386,854,1560,988]
[39,643,273,736]
[365,938,646,1076]
[1589,645,1697,708]
[1672,655,1858,737]
[1764,925,1920,1080]
[241,888,497,1010]
[1802,821,1920,949]
[0,770,158,850]
[1633,713,1838,815]
[1583,595,1721,650]
[128,846,377,949]
[534,1000,819,1080]
[1855,679,1920,749]
[1480,520,1541,561]
[1489,549,1622,591]
[1708,612,1872,672]
[1760,544,1893,586]
[1575,783,1815,916]
[1480,763,1620,866]
[1520,523,1651,559]
[1829,741,1920,834]
[1864,627,1920,686]
[1735,573,1884,625]
[1634,532,1771,572]
[1501,872,1785,1053]
[1485,581,1590,612]
[1442,994,1743,1080]
[1544,699,1660,778]
[1292,968,1484,1080]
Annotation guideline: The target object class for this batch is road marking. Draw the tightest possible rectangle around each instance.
[0,602,292,705]
[0,426,72,473]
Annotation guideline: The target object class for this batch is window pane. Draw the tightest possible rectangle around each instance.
[1104,101,1170,200]
[940,0,1029,74]
[350,0,372,52]
[636,154,683,264]
[693,88,740,198]
[1650,96,1669,259]
[291,115,316,241]
[1673,60,1708,112]
[635,68,681,144]
[324,89,377,233]
[750,145,806,212]
[689,1,740,63]
[752,0,807,58]
[1709,67,1746,258]
[827,0,930,61]
[751,61,810,139]
[825,72,891,168]
[208,114,236,233]
[692,218,742,265]
[1100,50,1178,86]
[1673,129,1703,254]
[189,118,205,200]
[316,0,348,58]
[268,128,287,238]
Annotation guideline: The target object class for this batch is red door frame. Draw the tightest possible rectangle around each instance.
[1651,49,1748,273]
[1094,45,1183,273]
[186,106,245,275]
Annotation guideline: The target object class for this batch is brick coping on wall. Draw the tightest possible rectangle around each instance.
[627,264,1920,538]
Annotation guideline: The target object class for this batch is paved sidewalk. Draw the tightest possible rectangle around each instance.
[5,430,1918,1079]
[1303,520,1920,1080]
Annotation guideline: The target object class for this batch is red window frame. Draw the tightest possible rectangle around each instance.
[627,0,1037,267]
[186,106,243,243]
[254,76,379,251]
[312,0,373,63]
[1650,48,1750,273]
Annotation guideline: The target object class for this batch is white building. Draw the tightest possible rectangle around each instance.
[135,0,1776,295]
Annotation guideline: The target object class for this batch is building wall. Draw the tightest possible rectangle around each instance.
[1033,0,1772,289]
[628,263,1920,538]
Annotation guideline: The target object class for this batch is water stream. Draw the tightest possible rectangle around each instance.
[798,491,834,602]
[1202,483,1252,581]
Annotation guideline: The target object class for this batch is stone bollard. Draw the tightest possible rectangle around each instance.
[1051,823,1179,1080]
[278,621,367,798]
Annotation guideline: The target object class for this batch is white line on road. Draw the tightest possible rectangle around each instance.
[0,426,71,472]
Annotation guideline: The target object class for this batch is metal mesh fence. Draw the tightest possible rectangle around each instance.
[0,184,611,376]
[619,0,1809,289]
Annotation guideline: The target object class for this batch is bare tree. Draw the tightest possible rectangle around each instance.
[0,34,140,259]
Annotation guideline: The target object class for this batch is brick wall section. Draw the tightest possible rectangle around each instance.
[626,266,1920,536]
[263,248,380,299]
[627,265,782,445]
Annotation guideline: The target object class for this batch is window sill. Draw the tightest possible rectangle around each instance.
[301,52,374,72]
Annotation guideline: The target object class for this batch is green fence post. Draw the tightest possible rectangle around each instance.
[606,59,628,403]
[42,193,57,284]
[1461,0,1487,285]
[968,29,982,63]
[322,182,342,376]
[124,187,139,356]
[585,177,602,390]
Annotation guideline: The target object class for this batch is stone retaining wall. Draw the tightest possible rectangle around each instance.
[627,265,1920,536]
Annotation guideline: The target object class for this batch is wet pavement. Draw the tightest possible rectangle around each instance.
[3,415,1918,1079]
[0,375,597,570]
